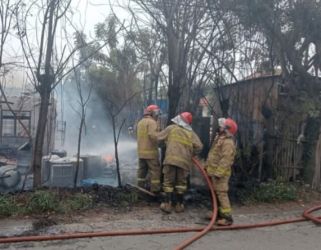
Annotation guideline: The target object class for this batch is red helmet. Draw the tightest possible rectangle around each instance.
[224,118,238,135]
[146,104,159,112]
[144,104,160,115]
[180,112,193,124]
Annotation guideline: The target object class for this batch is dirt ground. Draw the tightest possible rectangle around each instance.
[0,188,320,249]
[0,197,320,234]
[1,199,321,250]
[53,186,321,228]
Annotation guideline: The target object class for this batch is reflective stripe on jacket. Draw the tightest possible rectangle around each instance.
[158,124,203,171]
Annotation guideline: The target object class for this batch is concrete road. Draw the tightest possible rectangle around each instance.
[0,220,320,250]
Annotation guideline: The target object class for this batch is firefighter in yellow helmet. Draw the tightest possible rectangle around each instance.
[136,105,161,193]
[206,117,238,225]
[157,112,203,213]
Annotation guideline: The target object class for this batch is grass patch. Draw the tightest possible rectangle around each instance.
[62,193,93,213]
[27,190,60,214]
[0,190,94,217]
[0,186,143,218]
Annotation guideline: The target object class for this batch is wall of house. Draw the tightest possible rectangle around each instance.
[212,76,278,142]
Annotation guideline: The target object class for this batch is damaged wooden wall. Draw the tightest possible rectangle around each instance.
[211,75,305,182]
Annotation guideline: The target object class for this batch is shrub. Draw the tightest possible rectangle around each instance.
[243,181,297,203]
[0,195,17,217]
[115,191,139,204]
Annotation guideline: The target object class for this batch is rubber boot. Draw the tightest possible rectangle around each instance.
[216,214,233,226]
[151,190,164,203]
[160,193,173,213]
[175,194,185,213]
[150,182,161,195]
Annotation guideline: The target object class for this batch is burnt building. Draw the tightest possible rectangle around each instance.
[0,93,56,153]
[0,91,57,191]
[210,73,305,182]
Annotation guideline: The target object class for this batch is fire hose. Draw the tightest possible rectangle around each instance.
[0,158,320,250]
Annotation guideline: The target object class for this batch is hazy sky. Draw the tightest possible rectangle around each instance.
[71,0,126,35]
[3,0,131,88]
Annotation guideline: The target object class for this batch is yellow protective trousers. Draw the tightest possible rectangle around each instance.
[211,176,232,216]
[162,165,188,194]
[137,159,161,192]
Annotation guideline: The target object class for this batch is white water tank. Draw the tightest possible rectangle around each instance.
[0,165,21,192]
[41,155,61,184]
[42,157,84,188]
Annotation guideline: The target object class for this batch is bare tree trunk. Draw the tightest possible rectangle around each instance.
[143,71,147,105]
[312,128,321,190]
[74,115,85,188]
[148,76,153,105]
[111,116,122,187]
[154,77,159,103]
[167,84,180,122]
[258,140,264,181]
[32,86,51,187]
[167,27,181,122]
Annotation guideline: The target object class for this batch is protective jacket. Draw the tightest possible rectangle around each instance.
[157,124,203,171]
[137,116,159,159]
[206,133,236,177]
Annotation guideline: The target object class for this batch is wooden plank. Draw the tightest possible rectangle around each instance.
[127,183,156,197]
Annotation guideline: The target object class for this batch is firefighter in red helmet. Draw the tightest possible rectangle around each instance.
[157,112,203,213]
[136,105,161,193]
[206,117,238,225]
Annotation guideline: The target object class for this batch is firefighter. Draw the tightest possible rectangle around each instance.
[206,117,237,226]
[136,105,161,193]
[157,112,203,213]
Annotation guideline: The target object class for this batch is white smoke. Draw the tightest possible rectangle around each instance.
[55,79,138,159]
